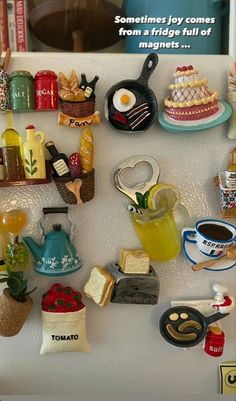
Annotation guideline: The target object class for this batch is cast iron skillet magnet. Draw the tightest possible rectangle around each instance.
[159,306,229,348]
[104,53,159,134]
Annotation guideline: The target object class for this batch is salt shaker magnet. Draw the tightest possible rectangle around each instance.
[9,70,34,112]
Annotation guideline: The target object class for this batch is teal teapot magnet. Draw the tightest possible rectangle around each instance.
[23,207,82,276]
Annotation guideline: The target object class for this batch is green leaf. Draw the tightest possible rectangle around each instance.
[31,167,37,175]
[143,190,150,209]
[135,192,143,208]
[31,160,37,166]
[24,159,30,165]
[26,167,31,174]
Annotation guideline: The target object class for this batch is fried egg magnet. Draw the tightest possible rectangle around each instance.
[113,88,136,112]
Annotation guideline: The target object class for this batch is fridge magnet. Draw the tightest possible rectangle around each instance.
[34,70,58,111]
[227,61,236,139]
[23,207,82,276]
[158,65,232,133]
[204,326,225,357]
[182,218,236,271]
[114,155,190,261]
[58,69,100,127]
[219,362,236,394]
[107,252,160,305]
[171,283,234,316]
[9,70,34,112]
[1,209,30,272]
[48,128,95,205]
[214,148,236,218]
[83,266,115,307]
[22,125,47,179]
[159,306,229,348]
[107,264,159,305]
[40,283,90,354]
[0,45,11,111]
[105,53,158,133]
[0,270,36,337]
[0,112,51,186]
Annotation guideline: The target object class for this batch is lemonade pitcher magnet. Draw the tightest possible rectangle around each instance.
[114,155,189,262]
[22,125,46,179]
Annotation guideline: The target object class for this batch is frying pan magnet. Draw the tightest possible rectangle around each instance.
[159,306,229,348]
[104,53,159,134]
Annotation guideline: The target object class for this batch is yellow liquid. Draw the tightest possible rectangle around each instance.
[1,209,27,235]
[131,209,181,262]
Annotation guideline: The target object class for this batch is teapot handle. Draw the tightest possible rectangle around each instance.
[43,207,68,214]
[40,207,74,240]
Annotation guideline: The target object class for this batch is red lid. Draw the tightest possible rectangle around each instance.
[35,70,57,79]
[26,125,35,129]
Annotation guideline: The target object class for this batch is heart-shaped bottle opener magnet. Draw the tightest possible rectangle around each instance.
[113,155,160,203]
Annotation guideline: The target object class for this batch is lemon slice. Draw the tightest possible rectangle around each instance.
[147,183,180,210]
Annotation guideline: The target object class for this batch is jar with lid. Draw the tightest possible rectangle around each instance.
[34,70,58,111]
[9,70,34,112]
[204,326,225,357]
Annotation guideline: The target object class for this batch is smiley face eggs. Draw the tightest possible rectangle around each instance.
[113,88,136,112]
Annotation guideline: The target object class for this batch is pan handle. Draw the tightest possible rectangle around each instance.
[137,53,159,86]
[205,312,229,326]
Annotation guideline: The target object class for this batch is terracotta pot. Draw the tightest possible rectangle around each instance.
[0,288,33,337]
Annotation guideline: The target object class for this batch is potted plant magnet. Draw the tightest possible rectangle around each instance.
[0,270,37,336]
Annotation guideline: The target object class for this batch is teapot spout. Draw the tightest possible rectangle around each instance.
[23,236,42,261]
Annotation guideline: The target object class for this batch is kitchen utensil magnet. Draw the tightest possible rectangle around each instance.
[113,155,160,203]
[159,305,229,348]
[105,53,158,133]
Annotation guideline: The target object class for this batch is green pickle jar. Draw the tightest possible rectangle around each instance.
[9,70,34,112]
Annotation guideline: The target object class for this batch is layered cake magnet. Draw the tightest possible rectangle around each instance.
[164,65,219,121]
[159,65,232,133]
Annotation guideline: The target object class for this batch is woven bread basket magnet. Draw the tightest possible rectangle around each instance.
[0,288,33,337]
[60,99,95,118]
[54,169,95,205]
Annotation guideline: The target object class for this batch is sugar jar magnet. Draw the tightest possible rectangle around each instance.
[105,53,158,133]
[58,69,100,128]
[0,46,11,111]
[23,207,82,276]
[9,70,34,112]
[34,70,58,111]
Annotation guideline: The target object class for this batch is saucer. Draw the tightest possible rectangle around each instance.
[158,100,232,133]
[183,240,236,271]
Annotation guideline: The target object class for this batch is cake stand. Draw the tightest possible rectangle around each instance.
[158,100,232,133]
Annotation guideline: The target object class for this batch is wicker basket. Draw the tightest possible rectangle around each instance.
[0,288,33,337]
[54,169,95,205]
[60,99,95,117]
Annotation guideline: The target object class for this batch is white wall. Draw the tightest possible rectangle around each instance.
[0,53,235,400]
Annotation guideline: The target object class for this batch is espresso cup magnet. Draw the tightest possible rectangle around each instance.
[182,219,236,257]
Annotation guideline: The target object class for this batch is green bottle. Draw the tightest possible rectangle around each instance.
[1,111,25,180]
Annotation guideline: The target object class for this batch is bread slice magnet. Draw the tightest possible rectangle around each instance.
[83,266,115,306]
